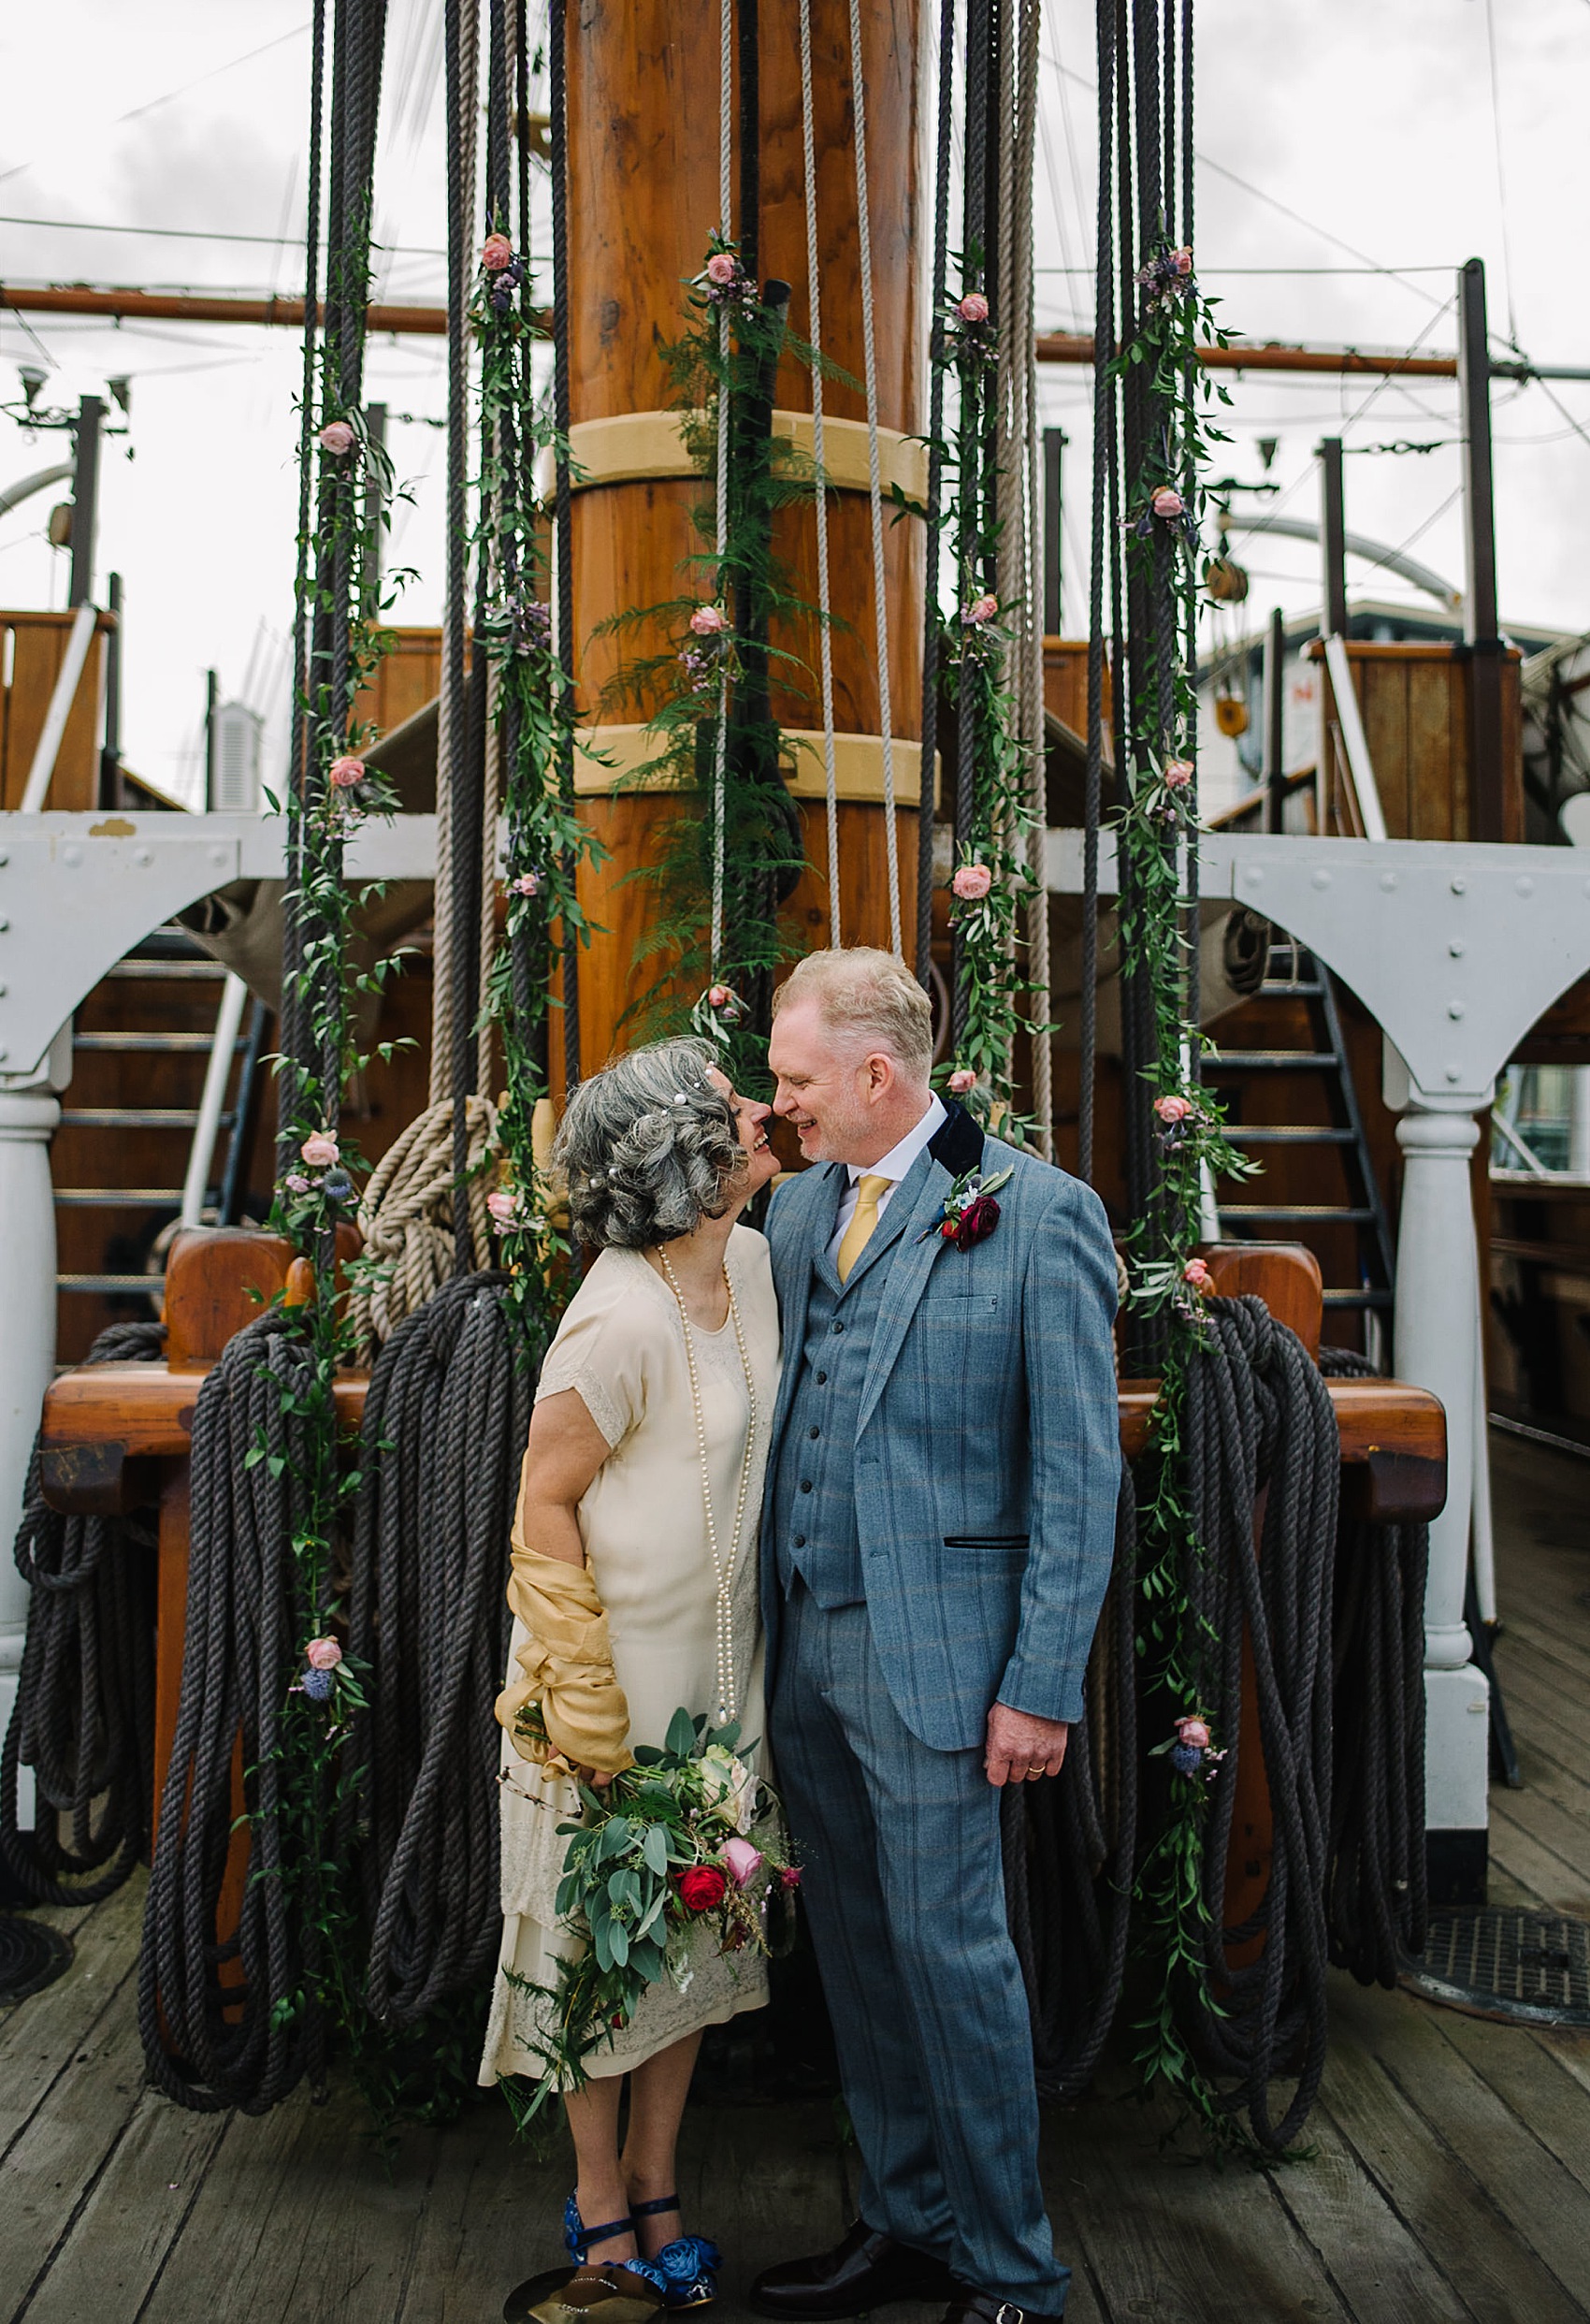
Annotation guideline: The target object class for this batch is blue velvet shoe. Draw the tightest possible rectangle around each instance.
[519,2197,665,2324]
[631,2196,721,2311]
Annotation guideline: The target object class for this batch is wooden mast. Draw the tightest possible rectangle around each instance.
[561,0,927,1079]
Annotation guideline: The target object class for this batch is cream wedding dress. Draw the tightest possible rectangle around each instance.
[478,1223,781,2085]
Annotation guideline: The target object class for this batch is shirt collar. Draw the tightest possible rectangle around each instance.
[846,1093,947,1188]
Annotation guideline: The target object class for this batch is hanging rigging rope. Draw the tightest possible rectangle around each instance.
[708,0,734,974]
[546,0,581,1091]
[0,1321,166,1907]
[915,0,955,992]
[798,0,841,944]
[846,0,903,960]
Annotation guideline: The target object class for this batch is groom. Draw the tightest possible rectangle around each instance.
[751,948,1120,2324]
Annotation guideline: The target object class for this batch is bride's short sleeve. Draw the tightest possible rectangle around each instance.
[535,1273,660,1449]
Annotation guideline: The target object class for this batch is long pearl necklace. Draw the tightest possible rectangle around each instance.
[658,1246,758,1728]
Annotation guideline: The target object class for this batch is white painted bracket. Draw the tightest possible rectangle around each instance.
[0,811,439,1085]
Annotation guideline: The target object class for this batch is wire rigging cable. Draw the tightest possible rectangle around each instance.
[916,0,955,991]
[710,0,734,973]
[798,0,842,946]
[846,0,903,960]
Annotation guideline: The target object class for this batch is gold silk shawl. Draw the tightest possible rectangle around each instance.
[495,1538,636,1776]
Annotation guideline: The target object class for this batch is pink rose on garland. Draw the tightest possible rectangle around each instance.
[963,592,999,626]
[305,1636,343,1672]
[300,1132,340,1169]
[481,231,513,271]
[706,253,738,286]
[707,984,731,1009]
[486,1187,521,1227]
[958,291,990,323]
[1151,486,1184,520]
[512,871,542,897]
[1163,758,1193,791]
[1177,1715,1211,1749]
[1154,1095,1193,1125]
[1181,1256,1214,1294]
[318,419,355,457]
[947,1068,977,1097]
[952,862,992,902]
[690,603,730,636]
[328,755,365,790]
[1172,246,1193,276]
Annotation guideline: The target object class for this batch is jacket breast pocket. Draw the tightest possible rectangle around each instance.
[924,1288,1000,1313]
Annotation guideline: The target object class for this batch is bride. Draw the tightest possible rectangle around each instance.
[481,1037,781,2324]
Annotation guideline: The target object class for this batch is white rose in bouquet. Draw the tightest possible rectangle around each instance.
[698,1743,759,1836]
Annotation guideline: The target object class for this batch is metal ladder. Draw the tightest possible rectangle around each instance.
[1204,941,1395,1337]
[54,928,266,1304]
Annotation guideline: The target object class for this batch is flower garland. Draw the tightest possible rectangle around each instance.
[912,269,1046,1134]
[258,193,408,2093]
[598,234,824,1087]
[471,220,601,1337]
[1106,239,1269,2151]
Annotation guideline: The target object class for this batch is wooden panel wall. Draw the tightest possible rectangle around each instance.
[354,624,441,742]
[0,609,110,809]
[1316,640,1524,843]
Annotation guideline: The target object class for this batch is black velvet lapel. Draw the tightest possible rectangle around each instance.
[928,1100,985,1181]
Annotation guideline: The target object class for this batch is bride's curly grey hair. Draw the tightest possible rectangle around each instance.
[554,1037,746,1251]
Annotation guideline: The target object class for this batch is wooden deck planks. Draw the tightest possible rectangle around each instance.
[6,1430,1590,2323]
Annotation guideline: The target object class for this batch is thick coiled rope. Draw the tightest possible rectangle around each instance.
[1006,1301,1424,2149]
[1183,1295,1338,2154]
[139,1312,325,2113]
[350,1093,499,1351]
[1004,1469,1139,2100]
[0,1319,166,1905]
[1317,1342,1429,1987]
[351,1271,535,2025]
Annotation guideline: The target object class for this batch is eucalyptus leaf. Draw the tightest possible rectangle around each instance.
[665,1707,696,1759]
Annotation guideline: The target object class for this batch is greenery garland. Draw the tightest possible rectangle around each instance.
[909,261,1045,1136]
[1107,238,1272,2152]
[599,234,831,1089]
[258,185,407,2099]
[471,222,600,1339]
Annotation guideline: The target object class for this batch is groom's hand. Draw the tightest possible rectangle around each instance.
[984,1702,1070,1787]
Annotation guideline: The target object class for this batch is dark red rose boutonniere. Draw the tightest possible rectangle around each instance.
[918,1163,1013,1253]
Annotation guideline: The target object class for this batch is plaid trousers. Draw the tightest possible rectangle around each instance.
[771,1581,1070,2315]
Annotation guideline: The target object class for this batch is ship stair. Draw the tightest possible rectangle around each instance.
[52,927,269,1358]
[1205,941,1396,1348]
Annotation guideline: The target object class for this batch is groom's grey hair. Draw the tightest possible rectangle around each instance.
[773,948,933,1079]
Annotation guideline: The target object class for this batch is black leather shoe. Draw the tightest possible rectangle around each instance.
[938,2293,1065,2324]
[748,2221,956,2319]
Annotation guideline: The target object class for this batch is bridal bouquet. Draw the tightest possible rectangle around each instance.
[508,1707,798,2107]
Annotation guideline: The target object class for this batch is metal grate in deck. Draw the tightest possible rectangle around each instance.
[1402,1907,1590,2026]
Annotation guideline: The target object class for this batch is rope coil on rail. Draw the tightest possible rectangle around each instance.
[1003,1301,1428,2149]
[351,1271,535,2026]
[0,1320,166,1907]
[138,1312,325,2113]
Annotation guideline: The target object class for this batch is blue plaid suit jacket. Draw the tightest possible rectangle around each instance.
[761,1106,1120,1750]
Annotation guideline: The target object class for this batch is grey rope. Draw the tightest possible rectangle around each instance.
[0,1320,166,1905]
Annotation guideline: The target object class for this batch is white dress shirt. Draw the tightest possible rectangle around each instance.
[824,1094,947,1262]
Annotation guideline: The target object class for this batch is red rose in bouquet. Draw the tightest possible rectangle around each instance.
[677,1865,728,1912]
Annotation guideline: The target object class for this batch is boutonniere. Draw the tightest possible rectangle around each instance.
[917,1164,1013,1251]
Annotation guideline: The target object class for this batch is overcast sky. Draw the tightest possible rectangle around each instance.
[3,0,1588,803]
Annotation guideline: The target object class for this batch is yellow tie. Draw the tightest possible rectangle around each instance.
[837,1174,892,1285]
